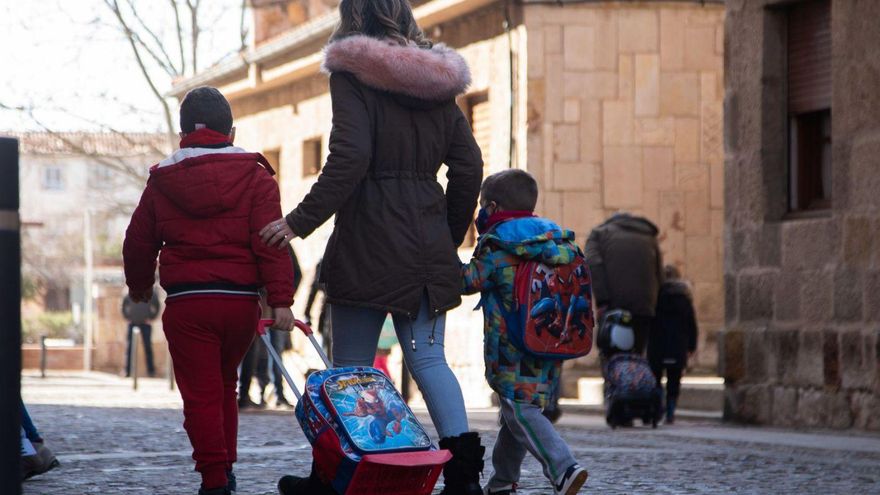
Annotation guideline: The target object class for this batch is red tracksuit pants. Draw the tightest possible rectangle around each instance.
[162,296,260,489]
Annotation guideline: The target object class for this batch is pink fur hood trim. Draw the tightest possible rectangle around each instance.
[322,35,471,101]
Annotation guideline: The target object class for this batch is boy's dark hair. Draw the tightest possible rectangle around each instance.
[481,169,539,211]
[179,86,233,135]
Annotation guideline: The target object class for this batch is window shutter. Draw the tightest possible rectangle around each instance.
[788,0,832,114]
[468,93,491,168]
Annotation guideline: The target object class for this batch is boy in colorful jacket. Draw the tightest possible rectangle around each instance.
[462,170,588,495]
[123,87,295,495]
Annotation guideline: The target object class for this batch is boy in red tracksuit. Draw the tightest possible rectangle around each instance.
[123,86,295,495]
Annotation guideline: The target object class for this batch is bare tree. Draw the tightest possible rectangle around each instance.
[0,101,162,189]
[99,0,290,146]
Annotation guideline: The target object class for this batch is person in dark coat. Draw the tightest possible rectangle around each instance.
[648,265,698,424]
[121,291,160,377]
[259,2,484,494]
[585,213,663,354]
[303,259,332,359]
[239,246,303,410]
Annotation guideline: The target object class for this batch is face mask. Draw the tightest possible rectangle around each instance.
[475,206,492,235]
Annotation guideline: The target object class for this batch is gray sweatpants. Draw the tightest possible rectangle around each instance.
[487,396,578,489]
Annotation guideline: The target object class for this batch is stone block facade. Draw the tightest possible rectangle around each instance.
[523,2,726,372]
[723,0,880,430]
[179,0,726,405]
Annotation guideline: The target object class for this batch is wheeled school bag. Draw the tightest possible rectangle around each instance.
[603,352,663,428]
[596,309,636,355]
[257,319,451,495]
[499,253,595,360]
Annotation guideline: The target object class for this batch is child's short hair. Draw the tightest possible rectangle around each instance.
[179,86,233,135]
[481,169,539,211]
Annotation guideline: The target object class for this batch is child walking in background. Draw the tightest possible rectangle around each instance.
[462,170,588,495]
[649,265,699,424]
[123,86,295,495]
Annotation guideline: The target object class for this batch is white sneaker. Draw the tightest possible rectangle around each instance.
[484,483,517,494]
[554,464,588,495]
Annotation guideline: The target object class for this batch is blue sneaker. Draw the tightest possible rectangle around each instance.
[554,464,588,495]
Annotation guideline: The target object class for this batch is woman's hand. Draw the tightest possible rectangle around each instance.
[260,218,296,249]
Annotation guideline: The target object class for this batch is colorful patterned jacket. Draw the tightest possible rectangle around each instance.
[462,216,581,407]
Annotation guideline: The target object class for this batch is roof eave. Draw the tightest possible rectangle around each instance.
[168,0,500,101]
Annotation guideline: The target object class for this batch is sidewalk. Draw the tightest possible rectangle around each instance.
[20,372,880,494]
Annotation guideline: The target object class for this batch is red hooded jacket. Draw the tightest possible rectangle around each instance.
[123,129,295,308]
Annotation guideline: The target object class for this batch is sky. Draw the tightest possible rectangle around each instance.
[0,0,249,133]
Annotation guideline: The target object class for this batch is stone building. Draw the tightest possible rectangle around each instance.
[722,0,880,430]
[172,0,725,404]
[9,131,169,375]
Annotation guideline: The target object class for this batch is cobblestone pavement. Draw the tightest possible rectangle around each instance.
[20,373,880,494]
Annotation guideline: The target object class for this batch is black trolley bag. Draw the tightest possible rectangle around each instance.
[597,310,662,428]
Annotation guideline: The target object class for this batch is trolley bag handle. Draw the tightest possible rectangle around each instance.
[257,318,333,402]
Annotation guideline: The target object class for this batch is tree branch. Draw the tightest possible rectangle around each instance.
[169,0,187,76]
[185,0,200,74]
[123,0,182,76]
[103,0,177,147]
[239,0,249,52]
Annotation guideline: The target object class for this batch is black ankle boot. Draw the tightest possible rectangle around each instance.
[438,432,485,495]
[277,470,335,495]
[226,470,236,492]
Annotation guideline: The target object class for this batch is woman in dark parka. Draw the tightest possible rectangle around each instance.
[648,265,699,424]
[259,1,484,493]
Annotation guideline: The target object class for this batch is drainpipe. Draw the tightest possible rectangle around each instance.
[83,209,94,372]
[504,0,517,169]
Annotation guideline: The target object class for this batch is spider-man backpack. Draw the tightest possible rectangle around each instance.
[499,253,595,360]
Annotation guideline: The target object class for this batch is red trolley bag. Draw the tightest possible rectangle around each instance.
[257,319,451,495]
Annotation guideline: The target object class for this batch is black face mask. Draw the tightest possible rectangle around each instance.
[475,206,493,235]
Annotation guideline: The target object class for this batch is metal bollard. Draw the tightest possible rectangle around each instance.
[130,327,140,391]
[40,336,47,379]
[1,136,23,495]
[167,346,175,391]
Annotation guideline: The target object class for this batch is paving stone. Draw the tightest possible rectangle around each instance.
[20,373,880,495]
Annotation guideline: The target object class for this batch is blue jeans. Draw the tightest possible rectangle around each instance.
[331,296,469,438]
[21,401,41,443]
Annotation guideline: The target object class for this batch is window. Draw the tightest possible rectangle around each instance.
[263,148,281,183]
[302,137,322,178]
[44,282,70,311]
[787,0,832,212]
[89,164,114,190]
[458,92,491,247]
[41,166,64,191]
[466,92,491,168]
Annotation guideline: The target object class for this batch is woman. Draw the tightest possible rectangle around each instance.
[259,1,484,493]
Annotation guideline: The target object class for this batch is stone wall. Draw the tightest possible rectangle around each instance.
[221,0,727,405]
[722,0,880,430]
[229,4,517,407]
[522,2,726,372]
[254,0,337,45]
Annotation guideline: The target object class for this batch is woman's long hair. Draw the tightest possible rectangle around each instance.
[331,0,432,48]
